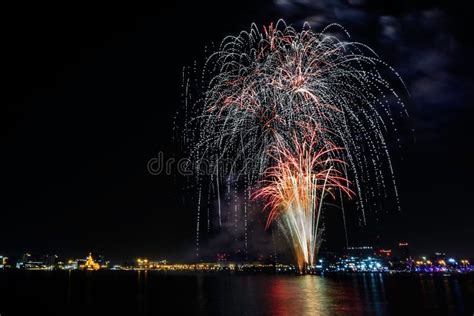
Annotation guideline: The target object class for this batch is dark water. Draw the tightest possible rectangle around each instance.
[0,271,473,315]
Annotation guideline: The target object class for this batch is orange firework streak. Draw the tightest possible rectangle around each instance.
[254,133,354,272]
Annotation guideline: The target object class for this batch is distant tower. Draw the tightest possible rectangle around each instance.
[398,242,410,260]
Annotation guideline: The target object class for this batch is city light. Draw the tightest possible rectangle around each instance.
[1,247,472,274]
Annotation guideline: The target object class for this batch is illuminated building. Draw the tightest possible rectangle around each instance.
[326,256,387,272]
[0,255,8,269]
[136,258,150,269]
[346,246,375,258]
[432,252,446,262]
[64,259,79,270]
[378,249,392,258]
[79,253,100,270]
[16,253,32,269]
[16,253,53,270]
[397,242,410,260]
[135,258,168,270]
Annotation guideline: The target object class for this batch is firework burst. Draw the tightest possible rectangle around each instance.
[180,20,406,268]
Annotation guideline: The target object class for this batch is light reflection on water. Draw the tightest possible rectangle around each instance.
[214,274,389,315]
[193,273,472,315]
[0,270,473,315]
[265,276,335,314]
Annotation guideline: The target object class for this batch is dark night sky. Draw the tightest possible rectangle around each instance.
[2,2,474,261]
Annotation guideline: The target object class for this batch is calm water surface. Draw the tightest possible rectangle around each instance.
[0,270,473,315]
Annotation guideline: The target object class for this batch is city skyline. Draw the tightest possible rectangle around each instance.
[1,241,471,265]
[2,242,472,276]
